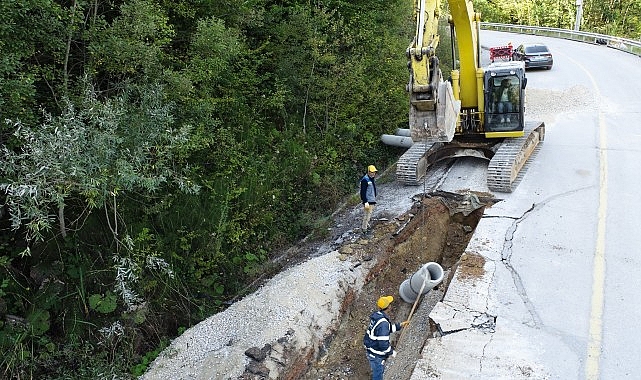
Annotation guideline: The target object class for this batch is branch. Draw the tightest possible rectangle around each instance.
[58,202,67,238]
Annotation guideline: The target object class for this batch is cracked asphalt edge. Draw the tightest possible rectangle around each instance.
[413,212,554,379]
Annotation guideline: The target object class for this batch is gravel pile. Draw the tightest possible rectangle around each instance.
[526,85,596,123]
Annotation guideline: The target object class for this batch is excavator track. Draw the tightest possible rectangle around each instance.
[396,142,444,185]
[486,121,546,192]
[396,121,545,190]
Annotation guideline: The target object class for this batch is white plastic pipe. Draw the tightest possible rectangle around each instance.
[399,262,444,303]
[396,128,412,137]
[380,134,414,148]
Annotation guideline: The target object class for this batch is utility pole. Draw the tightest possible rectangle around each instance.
[575,0,584,31]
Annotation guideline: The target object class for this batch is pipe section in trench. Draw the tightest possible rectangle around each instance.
[399,262,445,303]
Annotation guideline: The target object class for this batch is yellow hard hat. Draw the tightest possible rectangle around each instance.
[377,296,394,309]
[368,165,378,173]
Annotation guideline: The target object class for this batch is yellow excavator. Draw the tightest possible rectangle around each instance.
[391,0,545,192]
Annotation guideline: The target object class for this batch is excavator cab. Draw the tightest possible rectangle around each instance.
[483,61,527,134]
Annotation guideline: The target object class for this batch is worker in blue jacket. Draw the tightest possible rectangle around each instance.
[360,165,378,232]
[363,296,409,380]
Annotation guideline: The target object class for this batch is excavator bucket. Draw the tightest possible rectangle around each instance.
[397,81,461,185]
[409,80,460,143]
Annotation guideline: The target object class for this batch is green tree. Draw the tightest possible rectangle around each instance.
[474,0,576,28]
[583,0,641,38]
[0,0,66,130]
[474,0,641,39]
[87,0,176,93]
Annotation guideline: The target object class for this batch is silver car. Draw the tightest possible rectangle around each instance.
[512,43,553,70]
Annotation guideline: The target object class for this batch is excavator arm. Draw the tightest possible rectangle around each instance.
[407,0,440,98]
[446,0,482,109]
[407,0,484,145]
[408,0,481,110]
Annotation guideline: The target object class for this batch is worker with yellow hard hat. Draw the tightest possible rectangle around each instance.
[363,296,409,380]
[360,165,378,234]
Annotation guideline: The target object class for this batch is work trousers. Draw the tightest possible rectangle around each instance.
[366,353,385,380]
[362,204,375,231]
[497,101,513,114]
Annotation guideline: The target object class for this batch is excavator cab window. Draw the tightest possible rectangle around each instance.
[485,75,523,132]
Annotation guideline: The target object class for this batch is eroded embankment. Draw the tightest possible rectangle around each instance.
[142,191,491,380]
[296,193,487,380]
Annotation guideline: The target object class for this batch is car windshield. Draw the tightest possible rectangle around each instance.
[525,45,549,54]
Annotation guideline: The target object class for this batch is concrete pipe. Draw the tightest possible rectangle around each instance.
[399,262,444,303]
[380,134,414,148]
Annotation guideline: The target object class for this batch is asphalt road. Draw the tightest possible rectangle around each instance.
[425,30,641,379]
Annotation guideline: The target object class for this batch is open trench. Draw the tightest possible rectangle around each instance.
[296,191,491,380]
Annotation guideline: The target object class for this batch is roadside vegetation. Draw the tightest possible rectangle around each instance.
[1,0,639,378]
[477,0,641,39]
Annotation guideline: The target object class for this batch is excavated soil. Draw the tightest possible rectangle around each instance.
[296,194,486,380]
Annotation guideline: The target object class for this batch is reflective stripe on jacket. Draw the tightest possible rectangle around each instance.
[363,311,399,357]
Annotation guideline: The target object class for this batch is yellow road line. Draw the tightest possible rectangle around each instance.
[586,111,608,380]
[563,53,608,379]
